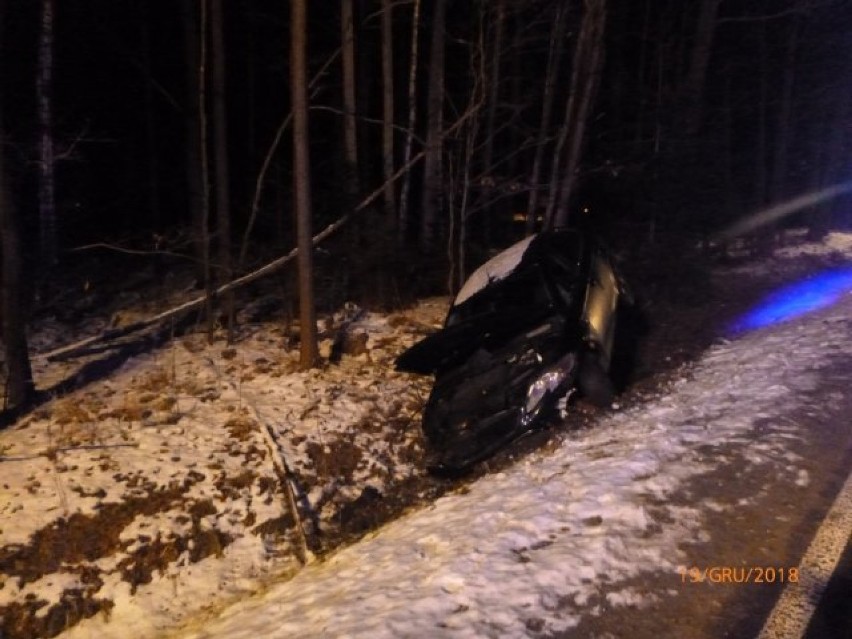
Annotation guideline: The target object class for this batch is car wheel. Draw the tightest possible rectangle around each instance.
[578,352,614,407]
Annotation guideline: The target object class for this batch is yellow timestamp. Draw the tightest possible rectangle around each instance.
[677,566,799,584]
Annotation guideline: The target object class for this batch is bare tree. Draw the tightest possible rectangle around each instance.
[754,13,770,210]
[140,3,161,229]
[291,0,319,368]
[398,0,421,243]
[340,0,360,206]
[548,0,608,228]
[211,0,235,339]
[0,0,32,407]
[479,0,505,245]
[769,15,800,205]
[380,0,395,219]
[448,12,486,293]
[198,0,215,335]
[807,74,851,238]
[182,0,211,296]
[1,129,35,411]
[420,0,447,251]
[526,2,568,235]
[37,0,56,267]
[677,0,722,137]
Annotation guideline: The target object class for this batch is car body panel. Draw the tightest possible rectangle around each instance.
[396,228,626,470]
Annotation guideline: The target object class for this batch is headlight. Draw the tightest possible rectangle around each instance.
[521,353,576,426]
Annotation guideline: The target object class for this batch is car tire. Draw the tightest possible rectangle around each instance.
[578,352,614,407]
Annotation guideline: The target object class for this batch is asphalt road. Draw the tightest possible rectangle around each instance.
[557,354,852,639]
[803,537,852,639]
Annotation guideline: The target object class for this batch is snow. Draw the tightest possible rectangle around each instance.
[1,231,851,638]
[453,234,535,306]
[0,299,447,637]
[775,230,852,258]
[176,266,848,639]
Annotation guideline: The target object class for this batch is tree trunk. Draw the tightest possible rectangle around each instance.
[678,0,722,137]
[769,16,799,205]
[720,65,740,227]
[1,0,33,406]
[549,0,608,229]
[449,10,487,294]
[182,0,209,287]
[211,0,235,340]
[198,0,215,336]
[480,0,505,247]
[244,0,257,198]
[398,0,421,243]
[0,138,35,412]
[340,0,360,206]
[380,0,395,219]
[291,0,319,368]
[526,3,568,235]
[754,14,768,209]
[140,4,160,230]
[632,0,653,149]
[420,0,446,252]
[37,0,56,267]
[808,79,851,239]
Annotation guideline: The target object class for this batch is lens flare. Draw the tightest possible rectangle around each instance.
[716,181,852,241]
[728,267,852,334]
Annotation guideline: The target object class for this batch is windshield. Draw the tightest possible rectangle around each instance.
[446,264,553,326]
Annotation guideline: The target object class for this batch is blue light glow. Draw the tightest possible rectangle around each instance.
[728,267,852,334]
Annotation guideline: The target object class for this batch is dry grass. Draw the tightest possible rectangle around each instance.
[224,413,258,441]
[0,476,238,638]
[136,368,172,393]
[305,439,363,482]
[51,400,92,426]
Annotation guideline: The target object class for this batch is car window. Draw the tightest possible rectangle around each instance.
[447,265,552,326]
[541,231,584,261]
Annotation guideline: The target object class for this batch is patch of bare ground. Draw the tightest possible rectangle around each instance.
[296,414,451,551]
[0,478,233,638]
[0,458,293,639]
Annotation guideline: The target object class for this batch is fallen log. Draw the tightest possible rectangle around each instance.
[37,212,353,362]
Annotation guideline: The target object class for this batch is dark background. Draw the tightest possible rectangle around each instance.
[1,0,851,289]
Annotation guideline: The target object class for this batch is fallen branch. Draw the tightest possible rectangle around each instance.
[39,168,383,362]
[202,355,316,565]
[239,49,340,267]
[37,103,480,363]
[37,214,350,362]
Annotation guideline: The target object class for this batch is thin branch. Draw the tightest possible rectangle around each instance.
[717,1,836,24]
[69,242,199,262]
[238,49,341,268]
[309,104,426,146]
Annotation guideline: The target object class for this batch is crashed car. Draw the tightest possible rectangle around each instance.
[396,228,630,471]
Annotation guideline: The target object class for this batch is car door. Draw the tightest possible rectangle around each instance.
[582,249,620,368]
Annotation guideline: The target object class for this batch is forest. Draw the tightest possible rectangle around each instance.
[1,0,851,413]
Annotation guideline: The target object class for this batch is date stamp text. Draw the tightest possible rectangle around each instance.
[677,566,799,584]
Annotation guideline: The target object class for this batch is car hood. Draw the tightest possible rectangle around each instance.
[395,307,553,375]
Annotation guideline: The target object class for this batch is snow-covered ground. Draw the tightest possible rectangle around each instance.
[172,262,852,639]
[1,231,851,638]
[1,298,447,638]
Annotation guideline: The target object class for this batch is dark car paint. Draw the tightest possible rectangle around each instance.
[396,229,626,471]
